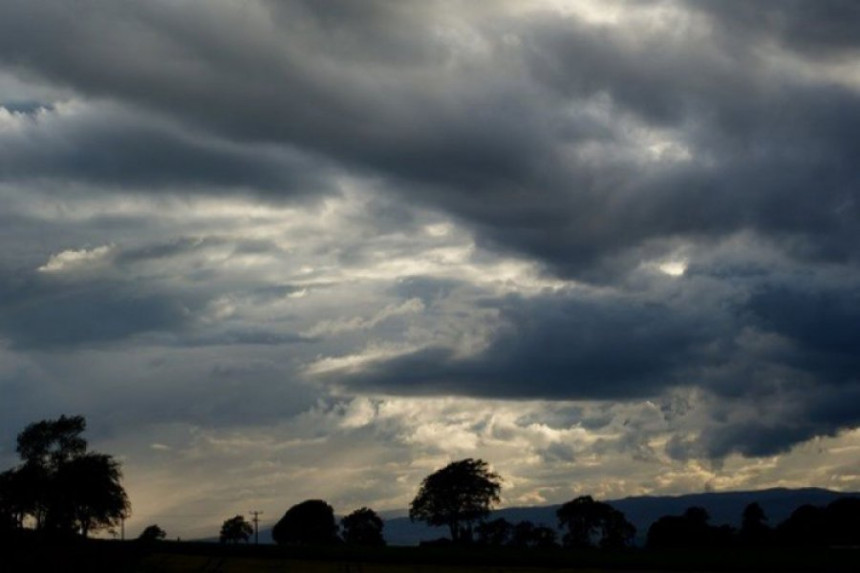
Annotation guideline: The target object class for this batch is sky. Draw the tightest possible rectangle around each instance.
[1,0,859,540]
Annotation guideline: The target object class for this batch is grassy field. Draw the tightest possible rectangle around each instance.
[2,537,856,572]
[135,554,628,573]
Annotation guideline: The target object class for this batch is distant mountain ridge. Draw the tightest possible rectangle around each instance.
[380,487,859,546]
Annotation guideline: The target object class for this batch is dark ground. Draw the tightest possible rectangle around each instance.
[1,536,857,573]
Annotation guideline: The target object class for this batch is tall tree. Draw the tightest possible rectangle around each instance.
[53,453,129,537]
[409,458,501,544]
[3,415,129,537]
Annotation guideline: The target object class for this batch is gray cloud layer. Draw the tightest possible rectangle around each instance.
[2,0,859,470]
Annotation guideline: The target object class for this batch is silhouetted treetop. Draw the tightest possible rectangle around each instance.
[220,515,253,544]
[273,499,339,546]
[138,524,166,542]
[739,502,771,546]
[409,458,501,544]
[557,495,636,549]
[17,415,87,470]
[341,507,385,546]
[648,505,736,549]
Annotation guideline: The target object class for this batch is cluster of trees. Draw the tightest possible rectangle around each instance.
[408,459,636,550]
[475,518,558,549]
[0,416,129,538]
[469,496,637,550]
[219,500,385,546]
[647,498,860,549]
[219,458,638,551]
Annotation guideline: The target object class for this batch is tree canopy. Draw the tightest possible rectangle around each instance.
[556,495,636,549]
[220,515,253,544]
[341,507,385,546]
[409,458,501,543]
[0,415,129,537]
[138,524,167,542]
[272,499,339,546]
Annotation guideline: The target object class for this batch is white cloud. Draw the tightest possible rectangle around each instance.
[38,244,114,273]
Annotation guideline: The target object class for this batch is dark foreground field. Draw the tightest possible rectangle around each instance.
[3,538,857,573]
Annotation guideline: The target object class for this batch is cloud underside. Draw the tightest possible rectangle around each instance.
[2,0,860,479]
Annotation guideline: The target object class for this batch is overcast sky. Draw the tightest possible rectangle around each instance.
[2,0,859,539]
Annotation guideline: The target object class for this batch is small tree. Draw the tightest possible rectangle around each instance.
[138,524,167,542]
[272,500,339,545]
[476,517,512,547]
[557,495,635,549]
[740,502,770,546]
[508,520,558,549]
[647,506,715,549]
[409,458,501,544]
[341,507,385,546]
[220,515,253,544]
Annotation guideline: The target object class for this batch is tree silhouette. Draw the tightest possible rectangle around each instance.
[824,497,860,546]
[409,458,501,544]
[773,497,860,547]
[220,515,253,544]
[509,520,534,548]
[739,502,771,546]
[138,524,167,542]
[647,506,731,549]
[54,453,128,537]
[0,468,30,531]
[272,499,339,546]
[557,496,635,550]
[476,517,512,547]
[2,415,129,537]
[341,507,385,546]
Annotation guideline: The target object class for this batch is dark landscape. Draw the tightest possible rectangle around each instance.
[3,416,859,572]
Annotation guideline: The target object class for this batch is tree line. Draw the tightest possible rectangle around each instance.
[216,457,860,550]
[2,416,858,550]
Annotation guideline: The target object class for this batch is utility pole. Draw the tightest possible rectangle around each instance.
[249,510,263,545]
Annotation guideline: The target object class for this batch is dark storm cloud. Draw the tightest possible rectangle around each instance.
[329,262,860,459]
[4,1,858,279]
[688,0,860,59]
[3,0,860,461]
[0,103,333,195]
[672,383,860,460]
[329,287,718,399]
[746,283,860,382]
[0,268,200,349]
[0,234,307,350]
